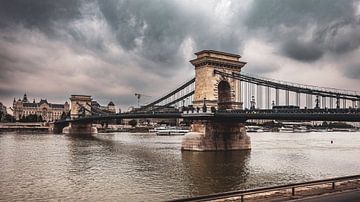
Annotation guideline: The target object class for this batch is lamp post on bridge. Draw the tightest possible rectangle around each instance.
[182,99,186,112]
[202,97,207,113]
[336,97,340,109]
[250,96,256,110]
[315,96,320,109]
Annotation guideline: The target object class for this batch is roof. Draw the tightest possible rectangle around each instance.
[91,101,101,107]
[194,50,241,58]
[39,99,48,105]
[23,103,38,107]
[108,101,115,106]
[51,104,65,108]
[21,99,65,108]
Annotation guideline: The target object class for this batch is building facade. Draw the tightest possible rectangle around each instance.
[0,102,7,122]
[0,102,7,115]
[13,94,70,122]
[91,100,116,114]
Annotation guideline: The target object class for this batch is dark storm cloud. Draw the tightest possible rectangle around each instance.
[245,0,360,62]
[246,0,354,28]
[314,18,360,54]
[97,0,243,71]
[281,39,324,62]
[0,0,82,33]
[0,0,359,110]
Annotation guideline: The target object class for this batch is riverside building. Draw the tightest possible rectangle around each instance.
[13,94,70,122]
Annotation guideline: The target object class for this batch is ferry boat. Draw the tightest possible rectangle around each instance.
[293,126,310,133]
[245,126,264,133]
[332,128,357,132]
[278,126,294,133]
[151,126,189,136]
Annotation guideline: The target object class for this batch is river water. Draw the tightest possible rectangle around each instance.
[0,131,360,201]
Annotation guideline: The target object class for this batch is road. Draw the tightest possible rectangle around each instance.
[293,189,360,202]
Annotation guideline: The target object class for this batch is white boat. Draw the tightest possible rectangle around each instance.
[153,126,189,136]
[332,128,357,132]
[149,126,166,133]
[278,126,294,133]
[293,126,310,133]
[311,128,328,132]
[246,126,264,133]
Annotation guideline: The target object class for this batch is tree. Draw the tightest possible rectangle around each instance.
[20,115,26,122]
[37,115,43,122]
[60,111,67,120]
[128,119,137,127]
[4,114,15,123]
[26,114,38,122]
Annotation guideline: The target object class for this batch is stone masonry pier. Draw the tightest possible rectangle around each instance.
[181,120,250,151]
[181,50,251,151]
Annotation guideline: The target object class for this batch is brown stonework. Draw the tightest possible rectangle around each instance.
[69,95,92,119]
[182,50,251,151]
[181,120,251,151]
[63,123,97,135]
[191,50,245,110]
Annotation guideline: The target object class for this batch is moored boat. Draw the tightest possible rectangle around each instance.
[293,126,310,133]
[246,126,264,133]
[153,126,189,136]
[278,126,294,133]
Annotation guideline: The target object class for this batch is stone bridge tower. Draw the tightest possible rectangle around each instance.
[182,50,251,151]
[191,50,246,110]
[69,95,92,119]
[62,95,96,135]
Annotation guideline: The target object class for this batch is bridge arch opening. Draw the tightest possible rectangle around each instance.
[218,80,232,110]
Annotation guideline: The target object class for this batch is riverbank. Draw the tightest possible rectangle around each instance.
[0,123,49,133]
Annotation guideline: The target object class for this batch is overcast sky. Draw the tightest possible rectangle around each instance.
[1,0,360,111]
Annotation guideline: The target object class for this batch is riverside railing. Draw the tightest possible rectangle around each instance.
[169,174,360,202]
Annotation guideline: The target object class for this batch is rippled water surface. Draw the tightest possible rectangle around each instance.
[1,132,360,201]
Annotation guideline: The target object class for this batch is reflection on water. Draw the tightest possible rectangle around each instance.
[0,132,360,201]
[182,150,250,196]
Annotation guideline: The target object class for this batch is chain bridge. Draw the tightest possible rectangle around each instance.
[54,50,360,151]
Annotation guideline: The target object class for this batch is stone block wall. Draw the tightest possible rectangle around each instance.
[181,120,251,151]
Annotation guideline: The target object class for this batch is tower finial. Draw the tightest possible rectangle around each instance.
[23,93,28,102]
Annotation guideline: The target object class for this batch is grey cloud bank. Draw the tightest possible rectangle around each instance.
[0,0,359,110]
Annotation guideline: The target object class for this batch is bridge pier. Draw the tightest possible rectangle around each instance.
[181,120,251,151]
[62,123,97,135]
[53,122,68,134]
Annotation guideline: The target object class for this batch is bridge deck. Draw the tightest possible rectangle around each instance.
[55,108,360,124]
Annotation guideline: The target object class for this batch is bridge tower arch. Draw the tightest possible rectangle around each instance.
[218,80,232,110]
[191,50,246,110]
[182,50,250,151]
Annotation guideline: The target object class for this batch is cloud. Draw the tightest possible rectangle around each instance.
[344,64,360,79]
[0,0,359,111]
[281,39,324,62]
[245,0,360,62]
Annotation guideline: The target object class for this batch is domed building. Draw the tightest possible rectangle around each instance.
[107,101,116,113]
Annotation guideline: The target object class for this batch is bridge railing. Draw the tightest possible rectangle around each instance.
[216,108,360,114]
[213,70,360,101]
[241,71,360,97]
